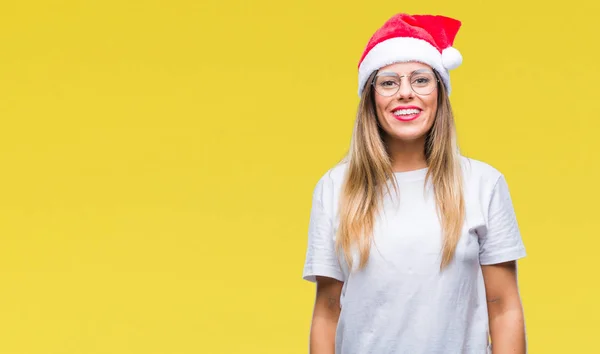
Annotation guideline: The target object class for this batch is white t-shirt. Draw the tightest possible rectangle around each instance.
[302,156,526,354]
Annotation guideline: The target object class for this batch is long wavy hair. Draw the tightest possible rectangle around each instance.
[335,69,465,271]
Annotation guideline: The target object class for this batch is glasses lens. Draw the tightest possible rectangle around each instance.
[374,75,400,97]
[410,72,436,95]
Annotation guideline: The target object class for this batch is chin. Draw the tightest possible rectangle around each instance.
[392,134,425,142]
[388,128,429,142]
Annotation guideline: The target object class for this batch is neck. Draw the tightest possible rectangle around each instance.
[385,136,427,172]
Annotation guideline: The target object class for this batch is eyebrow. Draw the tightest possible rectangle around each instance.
[377,69,432,76]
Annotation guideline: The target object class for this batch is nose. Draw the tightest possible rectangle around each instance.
[395,76,414,100]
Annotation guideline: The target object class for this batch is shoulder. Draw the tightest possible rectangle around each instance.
[460,155,503,188]
[459,155,513,209]
[314,160,349,190]
[310,160,349,214]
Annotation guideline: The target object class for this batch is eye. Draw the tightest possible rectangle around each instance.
[379,80,399,87]
[413,77,430,84]
[411,74,435,87]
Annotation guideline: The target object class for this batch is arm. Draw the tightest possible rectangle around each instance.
[482,261,526,354]
[309,276,343,354]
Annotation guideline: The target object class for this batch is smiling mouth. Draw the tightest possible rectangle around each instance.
[392,108,421,121]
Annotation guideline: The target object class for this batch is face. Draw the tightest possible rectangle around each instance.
[372,62,439,143]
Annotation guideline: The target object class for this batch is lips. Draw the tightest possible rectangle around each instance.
[391,106,422,122]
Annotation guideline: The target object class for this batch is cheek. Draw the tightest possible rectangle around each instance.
[373,98,390,125]
[424,96,438,119]
[374,96,388,115]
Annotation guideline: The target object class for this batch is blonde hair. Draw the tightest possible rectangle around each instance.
[335,69,465,271]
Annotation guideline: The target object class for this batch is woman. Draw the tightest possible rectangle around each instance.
[302,13,527,354]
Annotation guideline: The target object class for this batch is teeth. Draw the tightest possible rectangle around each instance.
[393,109,420,116]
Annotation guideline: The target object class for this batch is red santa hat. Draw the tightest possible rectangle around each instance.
[357,13,463,96]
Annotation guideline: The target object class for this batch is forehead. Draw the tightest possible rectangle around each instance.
[378,61,432,75]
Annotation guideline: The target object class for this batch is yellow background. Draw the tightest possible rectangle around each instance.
[0,0,598,353]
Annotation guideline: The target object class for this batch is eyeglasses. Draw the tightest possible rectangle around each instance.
[372,69,439,96]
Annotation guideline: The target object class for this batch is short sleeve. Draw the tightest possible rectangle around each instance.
[302,173,345,283]
[479,174,527,265]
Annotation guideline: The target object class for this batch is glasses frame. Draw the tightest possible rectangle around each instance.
[371,69,440,97]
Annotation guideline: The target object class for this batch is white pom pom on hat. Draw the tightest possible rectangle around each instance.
[357,13,463,96]
[442,47,462,70]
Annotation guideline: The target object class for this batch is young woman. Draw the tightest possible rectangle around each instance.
[302,13,527,354]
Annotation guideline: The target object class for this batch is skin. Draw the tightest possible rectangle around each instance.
[373,61,438,173]
[482,261,527,353]
[310,276,343,354]
[309,61,526,353]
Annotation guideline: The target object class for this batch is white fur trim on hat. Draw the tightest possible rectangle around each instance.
[357,37,451,97]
